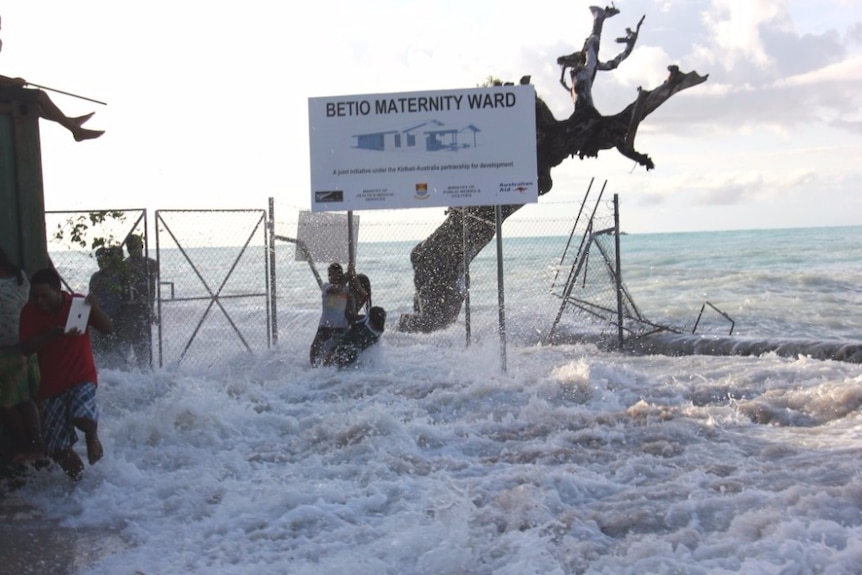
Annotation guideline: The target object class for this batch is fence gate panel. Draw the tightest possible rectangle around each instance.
[46,209,156,367]
[46,209,149,294]
[155,210,271,368]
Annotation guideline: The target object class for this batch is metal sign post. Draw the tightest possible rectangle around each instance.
[495,205,507,372]
[308,86,537,368]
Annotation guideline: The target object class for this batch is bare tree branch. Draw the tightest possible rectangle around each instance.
[398,6,709,333]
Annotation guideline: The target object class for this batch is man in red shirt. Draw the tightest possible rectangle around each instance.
[19,268,113,481]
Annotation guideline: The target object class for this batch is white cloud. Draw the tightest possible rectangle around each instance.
[2,0,861,233]
[701,0,786,70]
[606,45,675,89]
[775,53,862,86]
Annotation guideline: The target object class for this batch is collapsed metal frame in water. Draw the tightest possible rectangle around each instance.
[545,182,862,364]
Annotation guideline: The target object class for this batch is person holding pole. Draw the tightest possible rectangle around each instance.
[309,263,355,367]
[322,306,386,369]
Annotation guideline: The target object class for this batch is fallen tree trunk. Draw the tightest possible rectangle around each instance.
[398,6,708,333]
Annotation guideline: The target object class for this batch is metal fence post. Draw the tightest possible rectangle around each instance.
[495,205,507,372]
[268,198,278,346]
[463,208,471,347]
[613,194,624,349]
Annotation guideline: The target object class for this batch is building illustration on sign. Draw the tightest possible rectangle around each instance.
[352,120,481,152]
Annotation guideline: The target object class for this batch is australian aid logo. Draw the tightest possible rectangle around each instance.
[498,181,533,194]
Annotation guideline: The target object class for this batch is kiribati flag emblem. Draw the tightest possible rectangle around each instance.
[415,183,429,200]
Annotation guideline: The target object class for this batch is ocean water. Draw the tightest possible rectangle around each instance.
[12,225,862,574]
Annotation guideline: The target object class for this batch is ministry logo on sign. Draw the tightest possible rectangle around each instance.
[315,190,344,203]
[415,183,429,200]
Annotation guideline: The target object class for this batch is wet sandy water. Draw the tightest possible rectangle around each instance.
[0,494,127,575]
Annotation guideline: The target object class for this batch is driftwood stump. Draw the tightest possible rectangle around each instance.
[398,5,708,333]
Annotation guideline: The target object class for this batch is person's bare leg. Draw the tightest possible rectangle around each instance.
[3,402,45,463]
[71,112,94,126]
[36,90,79,129]
[73,417,103,465]
[73,128,104,141]
[52,447,84,481]
[20,400,45,456]
[0,403,42,459]
[35,90,103,141]
[0,405,26,452]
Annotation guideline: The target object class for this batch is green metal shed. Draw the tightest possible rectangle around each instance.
[0,86,49,275]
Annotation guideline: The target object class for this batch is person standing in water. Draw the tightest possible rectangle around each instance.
[323,306,386,369]
[19,268,112,481]
[309,263,355,367]
[88,246,127,369]
[0,248,43,463]
[119,235,158,369]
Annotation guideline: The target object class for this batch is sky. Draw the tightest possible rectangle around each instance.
[2,0,862,234]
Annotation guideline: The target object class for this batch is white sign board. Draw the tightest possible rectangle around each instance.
[308,86,538,212]
[295,211,358,263]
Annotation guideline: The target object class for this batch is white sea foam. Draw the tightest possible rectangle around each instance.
[13,226,862,574]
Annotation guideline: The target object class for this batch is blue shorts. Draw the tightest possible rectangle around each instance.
[40,382,99,454]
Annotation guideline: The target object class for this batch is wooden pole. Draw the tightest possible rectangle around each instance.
[25,82,107,106]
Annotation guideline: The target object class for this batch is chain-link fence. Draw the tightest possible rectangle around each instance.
[46,192,647,369]
[46,209,148,293]
[546,192,630,346]
[46,208,153,367]
[270,199,592,348]
[544,189,678,348]
[155,209,271,368]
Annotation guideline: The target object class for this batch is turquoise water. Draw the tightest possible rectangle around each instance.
[351,225,862,343]
[48,225,862,367]
[617,226,862,341]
